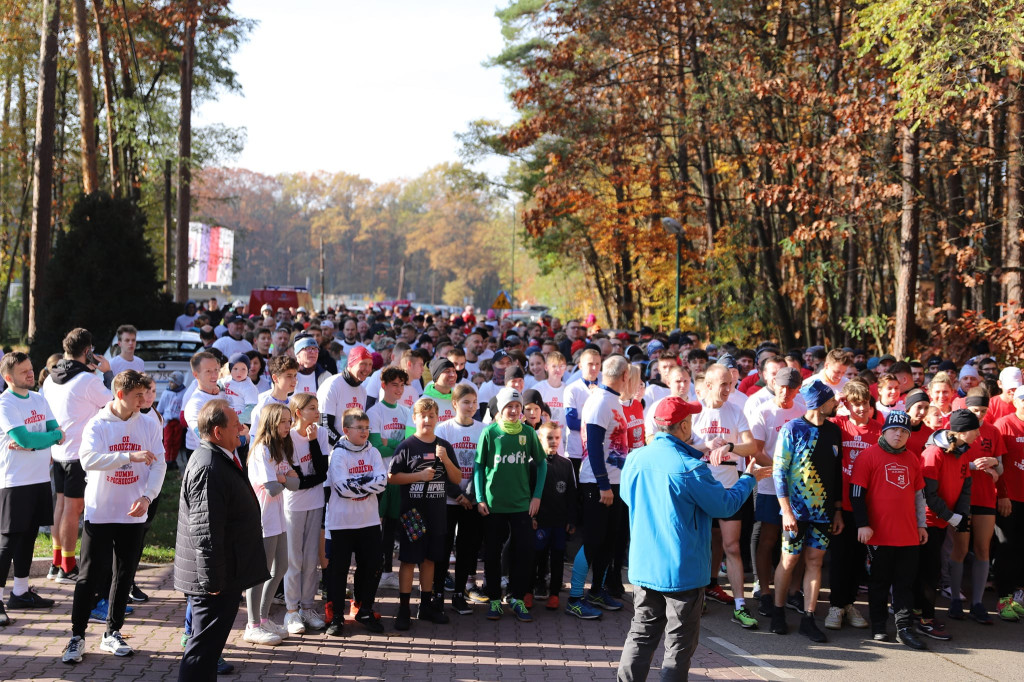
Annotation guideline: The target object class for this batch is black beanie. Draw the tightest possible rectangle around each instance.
[949,409,980,433]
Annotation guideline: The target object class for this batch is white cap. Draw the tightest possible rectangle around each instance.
[232,299,245,308]
[1001,367,1024,390]
[959,364,979,380]
[321,320,334,329]
[1014,385,1024,401]
[260,303,273,312]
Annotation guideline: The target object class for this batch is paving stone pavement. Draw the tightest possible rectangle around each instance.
[2,565,763,681]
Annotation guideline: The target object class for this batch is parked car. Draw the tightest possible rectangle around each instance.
[104,330,201,398]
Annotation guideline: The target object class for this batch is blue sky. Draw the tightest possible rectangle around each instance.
[195,0,515,182]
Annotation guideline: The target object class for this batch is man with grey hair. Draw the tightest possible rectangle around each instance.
[565,355,631,620]
[175,399,268,681]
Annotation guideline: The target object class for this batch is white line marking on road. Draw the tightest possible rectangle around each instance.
[707,636,796,679]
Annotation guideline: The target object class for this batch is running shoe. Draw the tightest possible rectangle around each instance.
[300,608,325,629]
[217,657,233,675]
[284,611,305,635]
[62,635,85,664]
[55,566,79,585]
[770,606,788,635]
[128,584,149,603]
[948,599,965,620]
[0,602,9,626]
[7,588,55,609]
[786,591,804,612]
[844,605,869,628]
[262,619,289,639]
[896,627,927,650]
[89,599,133,623]
[47,565,60,581]
[395,605,411,631]
[487,599,503,621]
[586,589,622,611]
[731,605,758,629]
[466,585,489,603]
[523,593,534,609]
[417,601,449,624]
[355,610,384,633]
[872,632,890,642]
[325,618,344,637]
[758,593,774,617]
[997,596,1020,622]
[915,618,952,640]
[99,630,133,656]
[243,624,282,645]
[564,598,601,620]
[444,573,455,592]
[968,603,993,625]
[510,598,533,623]
[799,614,827,642]
[546,595,560,610]
[825,606,843,630]
[451,593,473,615]
[705,584,733,605]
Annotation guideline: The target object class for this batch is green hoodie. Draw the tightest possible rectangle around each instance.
[473,422,547,513]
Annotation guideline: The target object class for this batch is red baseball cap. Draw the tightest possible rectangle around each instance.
[653,397,702,426]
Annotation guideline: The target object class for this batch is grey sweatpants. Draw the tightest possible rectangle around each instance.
[246,532,288,626]
[284,507,323,610]
[617,585,704,682]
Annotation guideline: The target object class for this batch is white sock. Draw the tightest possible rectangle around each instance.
[734,597,745,608]
[12,576,29,595]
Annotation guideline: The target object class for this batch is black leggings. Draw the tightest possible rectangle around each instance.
[435,505,484,596]
[829,510,867,607]
[996,499,1024,596]
[0,530,37,586]
[913,526,945,619]
[580,483,624,593]
[867,544,918,633]
[330,525,382,612]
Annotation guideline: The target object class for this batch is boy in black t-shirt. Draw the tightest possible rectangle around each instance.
[388,398,461,631]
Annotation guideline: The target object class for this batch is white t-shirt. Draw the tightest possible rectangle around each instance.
[80,406,166,524]
[317,374,367,425]
[212,335,254,357]
[580,387,630,486]
[748,399,806,494]
[248,442,290,537]
[366,401,412,450]
[643,383,671,407]
[285,428,330,512]
[691,400,749,489]
[0,390,56,487]
[250,391,289,438]
[564,378,597,459]
[435,418,485,502]
[325,440,386,530]
[44,371,110,462]
[399,382,422,410]
[183,388,221,450]
[293,369,323,397]
[802,371,847,394]
[108,355,145,377]
[535,380,567,427]
[340,340,368,357]
[423,386,456,423]
[219,378,258,422]
[363,369,384,403]
[476,380,501,413]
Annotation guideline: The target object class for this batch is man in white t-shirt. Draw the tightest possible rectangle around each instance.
[801,349,852,394]
[44,328,112,584]
[0,352,63,619]
[338,318,367,357]
[293,335,331,396]
[212,315,254,358]
[183,352,235,457]
[691,364,759,626]
[108,325,145,377]
[563,348,602,479]
[747,366,805,617]
[644,364,690,441]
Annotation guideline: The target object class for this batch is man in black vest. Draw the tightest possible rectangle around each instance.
[174,399,268,681]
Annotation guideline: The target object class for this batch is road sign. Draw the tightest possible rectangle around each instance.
[491,290,513,309]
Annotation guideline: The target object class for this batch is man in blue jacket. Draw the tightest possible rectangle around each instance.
[617,397,769,681]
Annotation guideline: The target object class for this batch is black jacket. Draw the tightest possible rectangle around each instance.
[173,441,269,595]
[531,453,577,529]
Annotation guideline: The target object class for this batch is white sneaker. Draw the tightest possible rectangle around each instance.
[243,624,282,646]
[300,608,325,630]
[379,573,400,589]
[844,604,869,628]
[62,635,85,664]
[262,619,290,639]
[284,611,306,635]
[99,631,134,657]
[824,605,843,630]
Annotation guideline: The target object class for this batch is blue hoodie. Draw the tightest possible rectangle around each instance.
[620,431,755,592]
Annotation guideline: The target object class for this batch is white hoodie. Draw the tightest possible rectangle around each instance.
[325,437,386,531]
[80,404,166,525]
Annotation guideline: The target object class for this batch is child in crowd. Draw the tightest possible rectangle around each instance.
[282,393,329,635]
[326,408,388,635]
[530,421,576,610]
[434,383,486,614]
[157,371,186,469]
[220,353,258,425]
[388,398,461,630]
[251,356,299,435]
[244,404,299,646]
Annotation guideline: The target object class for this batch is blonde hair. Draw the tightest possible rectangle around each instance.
[289,392,318,420]
[252,403,294,465]
[413,397,439,416]
[929,371,955,391]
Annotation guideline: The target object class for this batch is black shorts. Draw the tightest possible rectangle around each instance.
[712,507,744,527]
[0,482,53,533]
[52,460,87,498]
[970,505,996,516]
[398,528,447,565]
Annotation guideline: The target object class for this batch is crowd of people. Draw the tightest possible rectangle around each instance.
[0,298,1022,681]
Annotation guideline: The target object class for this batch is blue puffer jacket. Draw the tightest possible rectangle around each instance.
[620,431,755,592]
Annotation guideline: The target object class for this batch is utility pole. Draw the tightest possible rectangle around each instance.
[319,235,325,312]
[510,201,516,308]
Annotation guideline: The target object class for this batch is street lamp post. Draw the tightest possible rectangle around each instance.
[661,217,683,330]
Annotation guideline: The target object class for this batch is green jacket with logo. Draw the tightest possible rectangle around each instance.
[473,422,547,514]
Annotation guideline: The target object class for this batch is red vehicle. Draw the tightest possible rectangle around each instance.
[246,286,315,315]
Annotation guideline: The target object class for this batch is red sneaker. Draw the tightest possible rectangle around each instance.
[546,595,560,610]
[705,585,734,605]
[523,593,534,609]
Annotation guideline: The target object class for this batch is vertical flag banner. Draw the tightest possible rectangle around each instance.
[188,222,234,286]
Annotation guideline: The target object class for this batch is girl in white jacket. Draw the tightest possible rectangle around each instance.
[325,408,387,636]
